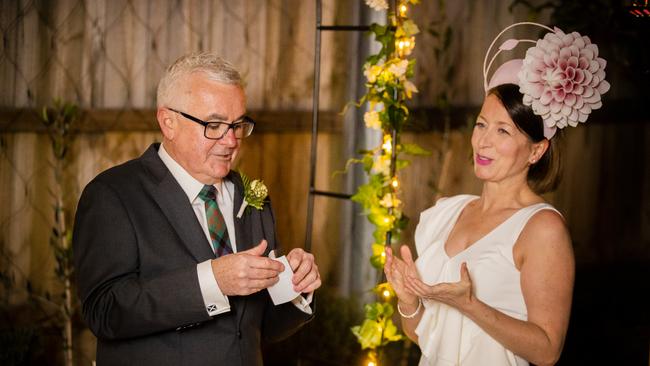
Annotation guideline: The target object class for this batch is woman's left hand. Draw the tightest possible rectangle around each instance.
[403,262,475,311]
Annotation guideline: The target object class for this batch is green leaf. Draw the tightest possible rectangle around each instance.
[364,302,381,320]
[370,23,388,37]
[366,54,381,65]
[362,154,374,173]
[396,159,410,170]
[401,20,420,37]
[401,142,431,156]
[350,180,381,209]
[369,243,386,268]
[41,107,49,123]
[239,171,251,188]
[351,319,382,349]
[407,59,417,76]
[381,318,404,345]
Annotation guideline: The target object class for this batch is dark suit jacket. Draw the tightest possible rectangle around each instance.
[73,143,312,365]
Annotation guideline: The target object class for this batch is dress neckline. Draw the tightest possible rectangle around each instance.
[441,196,542,260]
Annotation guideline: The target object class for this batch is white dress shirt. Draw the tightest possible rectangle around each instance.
[158,144,312,316]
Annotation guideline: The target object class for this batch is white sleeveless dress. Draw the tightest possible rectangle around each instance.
[414,195,559,366]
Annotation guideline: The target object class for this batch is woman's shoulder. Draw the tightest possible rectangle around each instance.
[420,194,478,219]
[517,205,571,253]
[525,207,566,235]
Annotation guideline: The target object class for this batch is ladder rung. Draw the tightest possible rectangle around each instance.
[310,189,352,200]
[318,25,371,31]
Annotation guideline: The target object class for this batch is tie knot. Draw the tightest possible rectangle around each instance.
[198,184,217,202]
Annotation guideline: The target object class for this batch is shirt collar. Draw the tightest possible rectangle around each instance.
[158,143,224,202]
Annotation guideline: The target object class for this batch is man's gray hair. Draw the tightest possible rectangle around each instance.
[156,53,243,107]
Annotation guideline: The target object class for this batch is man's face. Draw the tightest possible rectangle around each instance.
[162,72,246,184]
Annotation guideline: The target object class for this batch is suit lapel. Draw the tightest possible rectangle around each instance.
[229,171,254,252]
[141,144,215,262]
[228,171,259,329]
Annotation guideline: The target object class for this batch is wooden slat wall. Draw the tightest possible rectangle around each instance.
[2,0,648,304]
[2,1,648,364]
[3,122,648,286]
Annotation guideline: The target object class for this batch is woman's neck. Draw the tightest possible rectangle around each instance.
[477,178,540,213]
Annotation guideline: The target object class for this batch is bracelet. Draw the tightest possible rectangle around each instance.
[397,298,422,318]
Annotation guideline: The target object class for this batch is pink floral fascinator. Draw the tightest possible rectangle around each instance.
[483,22,611,139]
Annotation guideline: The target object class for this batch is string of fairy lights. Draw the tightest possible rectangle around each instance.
[351,1,423,365]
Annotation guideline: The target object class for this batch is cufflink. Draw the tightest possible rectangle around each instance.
[207,304,218,313]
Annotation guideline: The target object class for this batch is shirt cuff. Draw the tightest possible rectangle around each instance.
[291,292,314,315]
[197,260,231,316]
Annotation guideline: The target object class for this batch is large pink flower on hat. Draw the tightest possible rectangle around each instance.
[518,27,610,131]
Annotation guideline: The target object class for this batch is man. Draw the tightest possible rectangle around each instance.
[73,53,321,365]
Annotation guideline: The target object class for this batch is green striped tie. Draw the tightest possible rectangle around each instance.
[198,185,232,257]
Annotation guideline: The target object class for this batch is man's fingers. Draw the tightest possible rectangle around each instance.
[250,277,280,290]
[247,267,282,280]
[294,268,319,292]
[299,275,322,294]
[247,255,285,272]
[286,248,304,271]
[292,255,314,285]
[242,239,268,256]
[236,277,280,295]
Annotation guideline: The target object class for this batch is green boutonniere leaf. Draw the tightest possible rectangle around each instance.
[237,172,269,218]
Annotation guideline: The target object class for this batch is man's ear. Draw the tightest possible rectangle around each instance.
[157,107,176,140]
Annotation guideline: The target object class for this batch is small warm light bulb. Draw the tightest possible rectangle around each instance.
[382,135,392,152]
[383,217,390,224]
[381,251,386,258]
[391,178,399,188]
[399,4,408,17]
[383,289,391,298]
[366,351,378,366]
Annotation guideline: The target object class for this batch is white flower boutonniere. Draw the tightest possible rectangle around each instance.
[237,172,269,218]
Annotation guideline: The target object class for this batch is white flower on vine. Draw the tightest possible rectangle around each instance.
[364,111,382,130]
[380,193,401,208]
[364,64,383,83]
[403,80,418,98]
[388,59,408,78]
[371,154,391,176]
[370,101,385,112]
[365,0,388,11]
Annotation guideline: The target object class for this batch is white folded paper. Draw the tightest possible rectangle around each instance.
[267,254,300,305]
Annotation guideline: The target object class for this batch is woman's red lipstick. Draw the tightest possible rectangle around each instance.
[475,154,492,166]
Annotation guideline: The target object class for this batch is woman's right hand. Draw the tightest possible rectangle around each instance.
[384,246,419,306]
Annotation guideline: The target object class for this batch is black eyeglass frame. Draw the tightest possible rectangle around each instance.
[166,107,255,140]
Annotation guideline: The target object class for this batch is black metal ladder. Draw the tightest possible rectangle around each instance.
[303,0,372,251]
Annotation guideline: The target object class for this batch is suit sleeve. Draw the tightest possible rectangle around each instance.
[73,179,211,340]
[258,200,314,342]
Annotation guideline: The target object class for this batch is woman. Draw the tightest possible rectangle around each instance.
[384,23,609,366]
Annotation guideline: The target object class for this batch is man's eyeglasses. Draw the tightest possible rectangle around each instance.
[166,108,255,140]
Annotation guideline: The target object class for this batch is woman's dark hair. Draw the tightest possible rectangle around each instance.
[488,83,563,193]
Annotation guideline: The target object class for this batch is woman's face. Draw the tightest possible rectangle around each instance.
[471,94,538,186]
